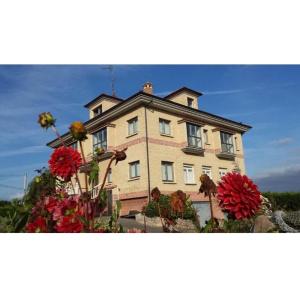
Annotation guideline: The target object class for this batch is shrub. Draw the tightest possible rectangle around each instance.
[263,192,300,211]
[143,193,196,221]
[222,218,254,233]
[143,201,158,218]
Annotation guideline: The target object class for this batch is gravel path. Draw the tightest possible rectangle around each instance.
[119,218,163,233]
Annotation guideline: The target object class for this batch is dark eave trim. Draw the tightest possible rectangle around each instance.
[84,93,123,108]
[164,87,203,99]
[47,90,251,148]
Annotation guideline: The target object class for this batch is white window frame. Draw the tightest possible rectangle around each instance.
[183,164,195,184]
[202,166,212,179]
[128,117,138,136]
[159,118,171,135]
[161,161,174,182]
[220,131,234,153]
[187,123,202,148]
[219,168,227,179]
[107,168,112,183]
[93,127,107,152]
[129,161,140,179]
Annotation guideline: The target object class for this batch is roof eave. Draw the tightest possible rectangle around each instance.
[164,87,203,99]
[47,91,251,148]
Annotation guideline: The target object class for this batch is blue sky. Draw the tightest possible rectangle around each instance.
[0,65,300,199]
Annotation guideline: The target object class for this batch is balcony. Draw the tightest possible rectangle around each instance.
[182,146,205,156]
[216,151,235,160]
[79,151,114,174]
[216,143,235,160]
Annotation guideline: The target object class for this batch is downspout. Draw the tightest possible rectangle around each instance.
[144,104,151,201]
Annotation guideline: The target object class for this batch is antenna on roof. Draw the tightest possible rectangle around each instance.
[102,65,116,96]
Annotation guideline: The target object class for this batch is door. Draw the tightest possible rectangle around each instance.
[193,202,211,228]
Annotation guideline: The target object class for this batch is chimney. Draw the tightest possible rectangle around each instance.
[143,82,153,95]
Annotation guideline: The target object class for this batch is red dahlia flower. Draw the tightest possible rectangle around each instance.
[49,146,82,181]
[55,215,84,233]
[26,216,47,233]
[217,172,261,220]
[44,196,58,213]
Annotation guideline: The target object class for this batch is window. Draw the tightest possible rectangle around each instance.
[107,168,112,183]
[203,129,209,144]
[161,161,174,182]
[70,142,78,150]
[129,161,140,179]
[187,97,194,108]
[159,118,171,135]
[128,117,138,135]
[93,105,102,117]
[187,123,202,148]
[220,132,234,153]
[202,166,212,179]
[93,128,107,152]
[219,168,227,179]
[183,165,195,184]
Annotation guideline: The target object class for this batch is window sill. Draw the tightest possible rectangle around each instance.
[185,183,197,185]
[126,132,138,138]
[162,181,176,184]
[128,177,140,182]
[160,133,173,138]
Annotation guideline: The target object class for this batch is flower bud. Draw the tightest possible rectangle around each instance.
[69,121,88,141]
[114,148,127,164]
[38,112,56,129]
[95,147,105,156]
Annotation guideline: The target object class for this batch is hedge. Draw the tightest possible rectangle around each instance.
[263,192,300,211]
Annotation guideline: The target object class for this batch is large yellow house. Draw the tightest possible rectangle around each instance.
[48,83,251,221]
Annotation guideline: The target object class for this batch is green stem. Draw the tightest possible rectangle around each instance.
[79,141,89,193]
[51,125,83,195]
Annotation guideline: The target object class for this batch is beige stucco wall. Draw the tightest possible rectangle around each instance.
[167,92,199,109]
[145,108,245,193]
[88,98,121,119]
[75,104,246,215]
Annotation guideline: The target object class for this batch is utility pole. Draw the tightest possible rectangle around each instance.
[102,65,116,96]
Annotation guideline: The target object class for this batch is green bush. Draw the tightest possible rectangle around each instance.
[263,192,300,211]
[143,194,197,221]
[143,201,158,218]
[222,218,254,233]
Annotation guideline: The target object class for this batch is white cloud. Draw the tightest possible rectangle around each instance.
[270,137,293,146]
[203,89,244,95]
[0,145,48,158]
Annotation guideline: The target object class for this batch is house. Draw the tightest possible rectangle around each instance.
[47,83,251,222]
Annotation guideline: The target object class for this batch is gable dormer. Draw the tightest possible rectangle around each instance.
[164,87,202,109]
[84,93,123,119]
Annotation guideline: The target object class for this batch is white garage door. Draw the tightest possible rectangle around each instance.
[193,202,211,228]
